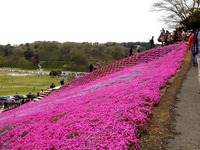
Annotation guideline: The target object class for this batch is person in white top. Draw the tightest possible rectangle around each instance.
[136,44,141,53]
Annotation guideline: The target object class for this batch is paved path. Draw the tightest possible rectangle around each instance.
[166,66,200,149]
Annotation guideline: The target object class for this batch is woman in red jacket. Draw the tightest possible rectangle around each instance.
[188,32,197,67]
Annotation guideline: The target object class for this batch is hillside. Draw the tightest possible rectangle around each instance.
[0,41,155,72]
[0,43,187,149]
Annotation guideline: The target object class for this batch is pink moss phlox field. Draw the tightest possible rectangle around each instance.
[0,43,187,150]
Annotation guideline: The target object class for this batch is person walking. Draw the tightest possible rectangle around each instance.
[192,28,200,87]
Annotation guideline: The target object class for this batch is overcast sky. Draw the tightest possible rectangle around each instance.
[0,0,165,45]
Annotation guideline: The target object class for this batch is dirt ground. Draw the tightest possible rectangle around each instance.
[138,50,192,150]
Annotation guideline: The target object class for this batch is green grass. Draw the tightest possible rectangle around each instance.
[0,72,65,96]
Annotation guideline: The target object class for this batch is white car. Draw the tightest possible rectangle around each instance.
[0,96,16,102]
[6,96,16,101]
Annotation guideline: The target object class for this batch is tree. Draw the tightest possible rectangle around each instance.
[4,44,13,56]
[10,48,24,60]
[24,50,35,60]
[0,56,5,67]
[180,10,200,29]
[17,58,32,68]
[25,43,30,47]
[58,43,74,61]
[151,0,200,28]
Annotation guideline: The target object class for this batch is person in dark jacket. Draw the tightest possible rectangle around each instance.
[129,46,133,56]
[50,83,55,88]
[60,79,65,85]
[149,36,155,49]
[89,64,94,72]
[3,101,8,109]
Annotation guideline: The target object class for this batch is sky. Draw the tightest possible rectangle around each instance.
[0,0,165,45]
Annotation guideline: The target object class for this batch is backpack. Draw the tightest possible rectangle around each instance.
[192,28,200,55]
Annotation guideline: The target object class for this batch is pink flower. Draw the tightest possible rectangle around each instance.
[0,43,187,150]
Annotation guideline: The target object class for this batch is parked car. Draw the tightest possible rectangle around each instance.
[14,95,27,100]
[0,96,16,101]
[0,96,8,101]
[26,94,37,100]
[6,96,16,101]
[60,72,68,77]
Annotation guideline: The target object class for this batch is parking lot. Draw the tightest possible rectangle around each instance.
[0,94,37,111]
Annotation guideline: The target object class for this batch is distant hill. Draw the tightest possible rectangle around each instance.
[0,41,159,72]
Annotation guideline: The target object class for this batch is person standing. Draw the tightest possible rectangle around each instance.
[165,30,170,45]
[149,36,155,49]
[89,64,94,72]
[188,31,197,67]
[167,32,173,44]
[50,83,55,89]
[136,43,141,53]
[158,28,165,46]
[129,46,133,56]
[60,79,65,85]
[192,28,200,86]
[172,29,178,43]
[94,61,100,70]
[38,89,44,96]
[3,101,8,109]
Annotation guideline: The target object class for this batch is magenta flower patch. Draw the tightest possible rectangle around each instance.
[0,43,187,150]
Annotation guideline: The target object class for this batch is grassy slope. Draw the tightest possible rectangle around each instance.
[0,72,62,96]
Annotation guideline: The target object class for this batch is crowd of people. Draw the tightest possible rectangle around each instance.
[156,27,200,92]
[2,27,198,112]
[157,28,194,46]
[129,26,200,94]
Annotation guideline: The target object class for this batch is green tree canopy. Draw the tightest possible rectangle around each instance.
[180,10,200,29]
[151,0,200,28]
[0,41,151,71]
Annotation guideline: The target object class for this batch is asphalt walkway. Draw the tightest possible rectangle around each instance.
[166,66,200,149]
